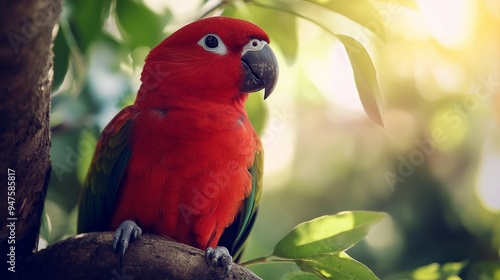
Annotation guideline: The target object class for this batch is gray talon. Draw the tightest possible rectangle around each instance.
[112,220,142,266]
[205,246,233,279]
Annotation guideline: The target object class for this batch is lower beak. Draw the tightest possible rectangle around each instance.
[240,44,279,99]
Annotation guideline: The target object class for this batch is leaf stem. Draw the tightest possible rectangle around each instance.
[240,255,296,267]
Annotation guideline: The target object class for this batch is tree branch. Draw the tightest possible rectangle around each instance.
[15,232,261,280]
[0,0,61,270]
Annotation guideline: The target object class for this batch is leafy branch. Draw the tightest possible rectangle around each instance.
[241,211,387,280]
[223,0,418,127]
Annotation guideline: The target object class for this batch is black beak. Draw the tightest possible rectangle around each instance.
[240,44,279,99]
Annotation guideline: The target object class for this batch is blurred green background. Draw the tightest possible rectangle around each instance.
[46,0,500,279]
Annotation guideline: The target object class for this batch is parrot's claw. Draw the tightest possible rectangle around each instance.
[112,220,142,266]
[205,246,233,279]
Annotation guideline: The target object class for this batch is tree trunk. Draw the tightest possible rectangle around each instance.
[0,0,61,275]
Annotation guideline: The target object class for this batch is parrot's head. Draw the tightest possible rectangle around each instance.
[137,16,278,107]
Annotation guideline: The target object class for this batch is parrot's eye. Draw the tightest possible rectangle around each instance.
[198,34,227,55]
[205,35,218,48]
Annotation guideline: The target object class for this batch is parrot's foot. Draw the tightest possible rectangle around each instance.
[205,246,233,279]
[112,220,142,266]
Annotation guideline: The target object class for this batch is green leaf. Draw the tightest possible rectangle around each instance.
[386,261,468,280]
[304,0,386,42]
[297,252,379,280]
[250,0,385,126]
[115,0,170,49]
[68,0,111,52]
[253,0,382,42]
[337,35,384,127]
[273,211,386,258]
[52,27,70,92]
[374,0,419,10]
[52,19,88,98]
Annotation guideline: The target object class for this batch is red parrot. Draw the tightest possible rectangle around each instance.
[77,16,278,276]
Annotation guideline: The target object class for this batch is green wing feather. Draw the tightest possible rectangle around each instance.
[77,110,135,233]
[219,149,264,260]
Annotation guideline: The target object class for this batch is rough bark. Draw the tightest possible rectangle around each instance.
[0,0,61,275]
[16,233,261,280]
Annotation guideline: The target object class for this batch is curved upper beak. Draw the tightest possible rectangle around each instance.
[240,43,279,99]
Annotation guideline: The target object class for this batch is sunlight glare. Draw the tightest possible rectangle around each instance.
[261,110,296,192]
[416,0,473,47]
[477,152,500,211]
[305,40,364,112]
[365,217,399,249]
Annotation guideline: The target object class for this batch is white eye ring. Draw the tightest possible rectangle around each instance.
[242,39,267,56]
[198,34,227,55]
